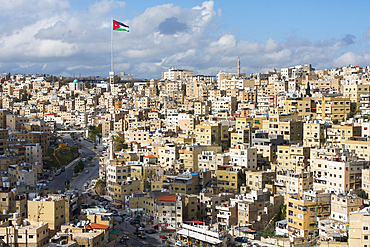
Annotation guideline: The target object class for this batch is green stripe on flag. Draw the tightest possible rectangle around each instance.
[115,28,129,32]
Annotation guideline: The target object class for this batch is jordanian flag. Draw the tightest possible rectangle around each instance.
[113,20,129,32]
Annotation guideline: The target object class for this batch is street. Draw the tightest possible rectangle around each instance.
[48,134,99,192]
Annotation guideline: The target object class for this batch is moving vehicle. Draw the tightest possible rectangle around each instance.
[121,235,129,240]
[159,235,167,239]
[138,233,147,239]
[85,169,89,173]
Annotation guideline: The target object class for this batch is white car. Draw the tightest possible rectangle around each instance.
[175,240,186,246]
[85,170,89,173]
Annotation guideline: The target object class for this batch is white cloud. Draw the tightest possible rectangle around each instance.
[0,0,369,78]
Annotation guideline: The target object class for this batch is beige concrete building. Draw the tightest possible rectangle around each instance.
[217,166,244,192]
[124,130,150,146]
[162,68,193,81]
[275,171,313,194]
[362,168,370,197]
[197,151,229,174]
[197,192,232,224]
[216,202,237,229]
[311,148,365,193]
[229,143,257,171]
[343,83,370,109]
[316,96,352,121]
[195,122,230,149]
[245,170,276,190]
[24,143,43,164]
[287,192,330,237]
[154,194,182,230]
[27,195,69,234]
[154,143,179,170]
[303,122,326,148]
[276,145,310,172]
[262,117,303,145]
[0,217,49,247]
[348,207,370,247]
[331,192,363,223]
[341,139,370,161]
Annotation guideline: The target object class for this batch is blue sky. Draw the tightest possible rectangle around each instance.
[0,0,370,78]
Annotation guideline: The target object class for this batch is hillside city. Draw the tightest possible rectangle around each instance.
[0,61,370,247]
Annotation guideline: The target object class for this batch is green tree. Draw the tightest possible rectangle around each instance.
[357,189,368,199]
[156,84,160,96]
[347,111,356,120]
[21,93,28,102]
[333,119,339,124]
[114,76,121,84]
[85,81,92,89]
[89,124,102,141]
[306,81,312,97]
[115,136,128,151]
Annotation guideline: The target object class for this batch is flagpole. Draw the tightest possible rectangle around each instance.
[111,18,113,72]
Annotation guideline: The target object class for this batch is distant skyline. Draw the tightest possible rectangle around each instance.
[1,0,370,78]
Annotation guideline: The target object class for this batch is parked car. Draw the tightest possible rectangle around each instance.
[159,235,167,239]
[175,240,187,246]
[130,221,138,225]
[145,229,156,234]
[121,234,129,240]
[49,177,53,181]
[235,237,249,243]
[85,169,89,173]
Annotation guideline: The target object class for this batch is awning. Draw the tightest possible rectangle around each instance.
[88,223,109,230]
[183,219,204,224]
[112,202,122,205]
[177,229,222,245]
[158,223,168,227]
[152,224,158,227]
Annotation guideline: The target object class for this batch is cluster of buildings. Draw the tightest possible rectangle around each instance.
[0,62,370,246]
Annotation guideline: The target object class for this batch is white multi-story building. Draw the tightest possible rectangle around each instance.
[228,143,257,171]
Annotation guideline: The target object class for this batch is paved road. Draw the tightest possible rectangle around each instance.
[48,134,99,192]
[69,136,101,191]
